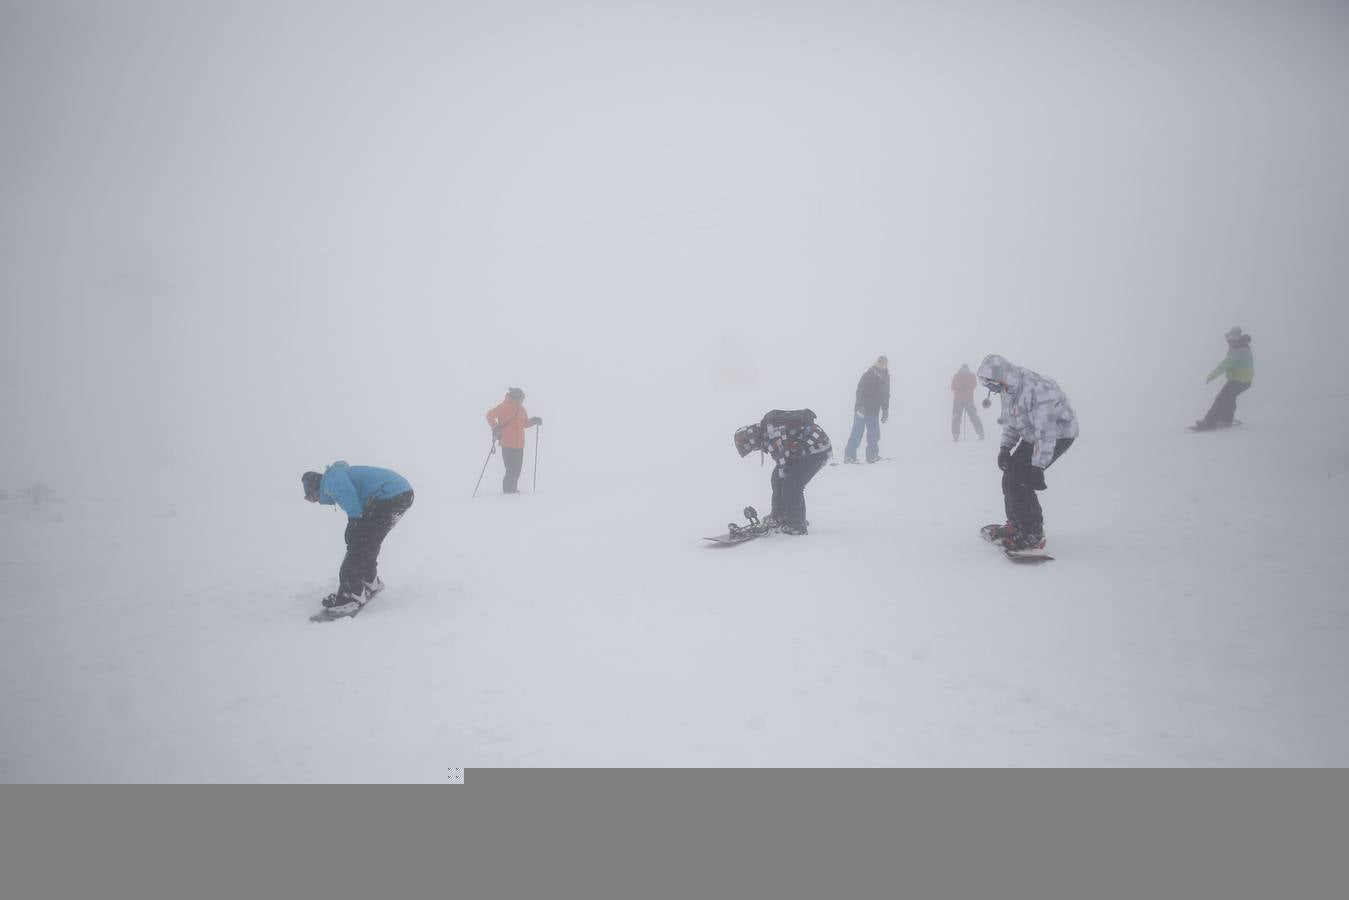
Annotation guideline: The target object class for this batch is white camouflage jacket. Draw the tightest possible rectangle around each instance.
[977,354,1079,468]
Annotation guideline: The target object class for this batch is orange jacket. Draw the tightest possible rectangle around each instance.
[486,399,533,449]
[952,369,977,400]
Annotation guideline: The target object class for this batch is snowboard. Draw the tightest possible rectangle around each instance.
[309,581,384,623]
[704,506,774,546]
[1188,419,1242,432]
[979,524,1054,563]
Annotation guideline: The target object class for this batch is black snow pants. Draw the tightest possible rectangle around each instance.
[1202,380,1250,426]
[952,397,984,439]
[339,491,414,598]
[770,453,827,530]
[1002,439,1073,536]
[501,447,525,493]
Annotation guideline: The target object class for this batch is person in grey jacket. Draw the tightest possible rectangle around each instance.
[976,354,1078,552]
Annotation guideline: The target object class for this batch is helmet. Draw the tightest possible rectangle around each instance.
[734,424,763,458]
[1225,326,1243,341]
[507,387,525,402]
[301,471,322,501]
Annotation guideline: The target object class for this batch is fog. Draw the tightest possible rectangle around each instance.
[3,0,1347,502]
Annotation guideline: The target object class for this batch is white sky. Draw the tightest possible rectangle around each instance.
[2,0,1346,498]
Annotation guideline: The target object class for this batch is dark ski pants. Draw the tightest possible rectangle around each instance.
[501,446,524,493]
[339,491,414,598]
[1202,380,1250,426]
[771,453,827,529]
[952,397,984,439]
[844,413,881,462]
[1002,439,1073,536]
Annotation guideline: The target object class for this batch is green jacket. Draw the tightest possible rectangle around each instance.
[1207,343,1254,384]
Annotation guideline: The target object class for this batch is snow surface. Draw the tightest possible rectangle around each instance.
[3,398,1347,780]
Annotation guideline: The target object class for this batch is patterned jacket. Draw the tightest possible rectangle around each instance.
[977,355,1079,468]
[764,421,833,466]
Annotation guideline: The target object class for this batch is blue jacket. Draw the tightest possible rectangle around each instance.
[317,461,412,519]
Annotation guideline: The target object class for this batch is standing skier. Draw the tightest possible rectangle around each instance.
[485,387,542,494]
[734,409,831,535]
[1196,327,1254,428]
[302,461,414,616]
[842,356,890,463]
[950,363,984,441]
[976,355,1078,553]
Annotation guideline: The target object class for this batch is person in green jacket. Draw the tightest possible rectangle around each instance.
[1196,326,1254,428]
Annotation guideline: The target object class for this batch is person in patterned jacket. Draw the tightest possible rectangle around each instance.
[734,410,832,535]
[976,354,1078,552]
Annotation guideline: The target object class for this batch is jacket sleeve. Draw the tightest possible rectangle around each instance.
[1206,351,1233,383]
[486,404,500,428]
[324,467,365,519]
[882,376,890,418]
[854,375,866,410]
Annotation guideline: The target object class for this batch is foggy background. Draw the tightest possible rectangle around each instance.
[2,0,1347,505]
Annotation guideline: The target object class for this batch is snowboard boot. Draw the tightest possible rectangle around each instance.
[980,522,1016,543]
[779,522,808,535]
[363,577,385,600]
[321,592,365,615]
[1002,529,1046,553]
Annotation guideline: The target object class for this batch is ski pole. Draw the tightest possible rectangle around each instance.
[472,439,497,498]
[532,424,541,491]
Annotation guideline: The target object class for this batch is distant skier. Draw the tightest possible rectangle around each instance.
[734,410,831,535]
[976,355,1078,553]
[950,363,984,441]
[485,387,542,494]
[842,356,890,463]
[302,462,414,616]
[1195,327,1254,429]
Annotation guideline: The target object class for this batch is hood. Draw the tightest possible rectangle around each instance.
[734,424,765,457]
[976,354,1023,392]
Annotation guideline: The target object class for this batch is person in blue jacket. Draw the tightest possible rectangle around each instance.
[302,461,414,615]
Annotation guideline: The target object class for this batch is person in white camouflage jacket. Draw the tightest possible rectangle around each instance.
[734,410,832,535]
[976,354,1079,552]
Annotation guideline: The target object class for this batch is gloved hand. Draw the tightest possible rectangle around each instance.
[881,412,888,424]
[491,425,502,441]
[529,416,542,426]
[855,408,866,418]
[997,447,1012,471]
[1021,466,1047,491]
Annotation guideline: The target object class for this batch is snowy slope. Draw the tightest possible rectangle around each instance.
[2,399,1347,780]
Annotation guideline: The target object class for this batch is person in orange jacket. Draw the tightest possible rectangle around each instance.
[950,363,984,440]
[485,387,541,494]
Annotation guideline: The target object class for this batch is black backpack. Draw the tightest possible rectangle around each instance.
[760,409,816,431]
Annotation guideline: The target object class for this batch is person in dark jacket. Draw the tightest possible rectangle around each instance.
[1196,327,1254,428]
[842,356,890,463]
[302,461,414,616]
[950,363,984,440]
[735,411,832,535]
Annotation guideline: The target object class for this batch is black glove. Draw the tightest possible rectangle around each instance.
[997,447,1012,471]
[1021,466,1047,491]
[529,416,542,426]
[881,412,888,424]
